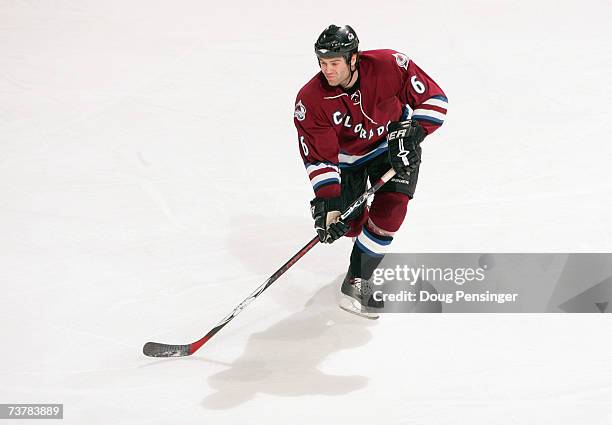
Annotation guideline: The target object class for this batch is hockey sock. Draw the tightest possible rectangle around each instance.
[347,192,410,279]
[348,222,393,280]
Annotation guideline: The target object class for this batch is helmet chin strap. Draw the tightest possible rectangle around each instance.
[341,56,357,89]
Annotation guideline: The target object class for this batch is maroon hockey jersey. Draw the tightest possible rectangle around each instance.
[294,49,448,198]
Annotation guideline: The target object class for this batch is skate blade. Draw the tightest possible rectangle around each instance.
[339,296,379,320]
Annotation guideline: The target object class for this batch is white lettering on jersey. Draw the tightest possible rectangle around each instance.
[331,111,388,141]
[332,111,343,125]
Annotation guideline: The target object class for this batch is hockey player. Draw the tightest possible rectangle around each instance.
[294,25,448,318]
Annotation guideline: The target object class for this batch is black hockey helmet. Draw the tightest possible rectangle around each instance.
[314,24,359,63]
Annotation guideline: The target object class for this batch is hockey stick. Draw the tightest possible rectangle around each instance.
[143,168,397,357]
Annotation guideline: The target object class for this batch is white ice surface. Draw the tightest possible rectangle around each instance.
[1,0,612,423]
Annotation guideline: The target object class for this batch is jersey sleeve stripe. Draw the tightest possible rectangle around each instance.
[413,115,444,125]
[422,97,449,110]
[305,162,340,174]
[311,171,340,188]
[418,104,447,114]
[431,94,448,102]
[412,108,446,124]
[304,162,341,194]
[309,167,338,180]
[313,177,341,191]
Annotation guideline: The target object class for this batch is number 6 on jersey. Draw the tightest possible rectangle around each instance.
[300,135,309,156]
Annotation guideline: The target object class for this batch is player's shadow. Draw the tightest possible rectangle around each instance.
[201,276,377,410]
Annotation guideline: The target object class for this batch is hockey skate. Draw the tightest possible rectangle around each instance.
[339,276,384,320]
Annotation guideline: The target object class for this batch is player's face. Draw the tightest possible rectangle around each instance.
[319,56,352,87]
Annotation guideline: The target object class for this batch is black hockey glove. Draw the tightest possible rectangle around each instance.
[310,197,349,244]
[387,119,426,178]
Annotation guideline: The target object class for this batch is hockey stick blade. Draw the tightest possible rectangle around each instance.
[143,342,191,357]
[143,331,215,357]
